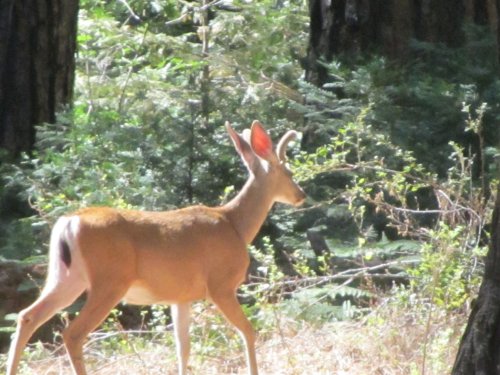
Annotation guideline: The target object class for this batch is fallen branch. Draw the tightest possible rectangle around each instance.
[241,259,419,297]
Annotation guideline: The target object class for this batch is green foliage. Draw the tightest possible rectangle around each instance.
[241,237,376,324]
[2,0,309,229]
[300,25,499,178]
[0,219,40,260]
[279,284,371,322]
[406,223,487,311]
[288,36,498,319]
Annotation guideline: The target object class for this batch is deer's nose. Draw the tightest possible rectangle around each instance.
[294,188,306,206]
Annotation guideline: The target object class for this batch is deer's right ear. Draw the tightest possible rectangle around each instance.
[250,120,274,161]
[226,122,256,170]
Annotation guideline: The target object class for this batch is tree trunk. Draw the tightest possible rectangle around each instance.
[452,182,500,374]
[0,0,79,158]
[305,0,500,86]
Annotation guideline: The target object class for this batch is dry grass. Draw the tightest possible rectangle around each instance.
[4,302,466,375]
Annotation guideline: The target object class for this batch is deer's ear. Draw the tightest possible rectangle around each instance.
[276,130,299,161]
[250,120,274,161]
[226,122,257,169]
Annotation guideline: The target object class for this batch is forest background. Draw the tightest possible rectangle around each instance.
[0,0,499,374]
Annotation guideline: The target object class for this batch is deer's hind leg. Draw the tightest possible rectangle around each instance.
[59,229,138,374]
[7,271,86,375]
[62,278,130,375]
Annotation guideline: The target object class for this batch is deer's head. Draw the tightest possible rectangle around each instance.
[226,120,306,207]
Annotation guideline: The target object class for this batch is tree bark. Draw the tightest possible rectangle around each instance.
[305,0,500,86]
[452,182,500,375]
[0,0,79,158]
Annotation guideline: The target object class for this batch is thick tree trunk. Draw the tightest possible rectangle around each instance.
[0,0,79,157]
[306,0,500,86]
[452,182,500,374]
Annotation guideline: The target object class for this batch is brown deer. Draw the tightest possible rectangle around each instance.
[6,121,306,375]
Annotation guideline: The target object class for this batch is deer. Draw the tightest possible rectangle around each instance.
[6,120,306,375]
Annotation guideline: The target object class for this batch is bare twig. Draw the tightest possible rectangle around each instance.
[118,23,150,114]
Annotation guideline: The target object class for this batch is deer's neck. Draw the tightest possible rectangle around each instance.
[223,174,275,245]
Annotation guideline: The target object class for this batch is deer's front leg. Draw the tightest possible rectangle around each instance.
[171,303,191,375]
[211,291,258,375]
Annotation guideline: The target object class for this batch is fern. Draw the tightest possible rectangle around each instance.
[279,284,373,323]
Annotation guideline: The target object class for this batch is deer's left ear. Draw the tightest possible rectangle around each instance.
[226,122,257,170]
[250,120,275,161]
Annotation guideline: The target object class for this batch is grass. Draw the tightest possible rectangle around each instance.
[1,300,466,375]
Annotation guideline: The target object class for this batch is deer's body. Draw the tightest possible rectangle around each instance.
[6,121,305,375]
[62,205,249,306]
